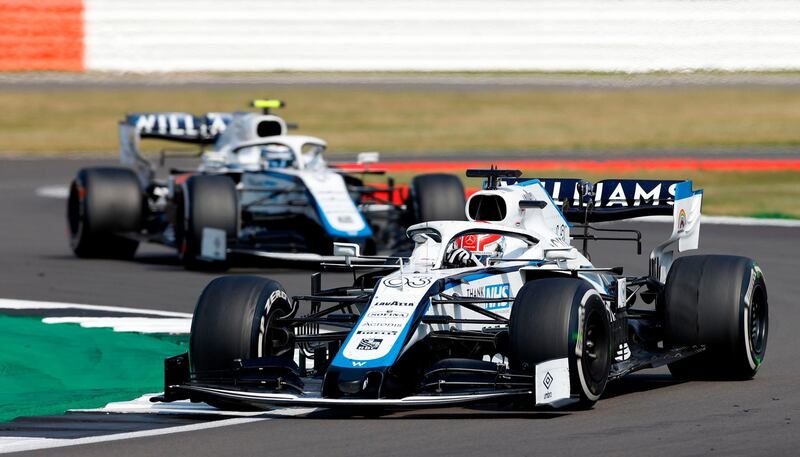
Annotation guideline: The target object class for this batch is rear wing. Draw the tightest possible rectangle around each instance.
[504,175,703,281]
[531,178,685,223]
[119,112,233,186]
[123,112,233,144]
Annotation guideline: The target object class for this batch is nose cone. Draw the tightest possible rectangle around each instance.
[327,369,384,398]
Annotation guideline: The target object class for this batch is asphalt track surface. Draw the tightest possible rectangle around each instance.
[1,158,799,456]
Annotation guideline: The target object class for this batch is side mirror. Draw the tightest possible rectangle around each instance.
[544,247,577,261]
[333,242,361,258]
[356,152,380,164]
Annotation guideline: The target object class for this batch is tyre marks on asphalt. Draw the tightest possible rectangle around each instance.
[1,395,314,454]
[0,412,309,454]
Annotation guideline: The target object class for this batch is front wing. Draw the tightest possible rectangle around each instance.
[169,384,531,409]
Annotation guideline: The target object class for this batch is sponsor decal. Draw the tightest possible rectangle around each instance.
[542,179,680,208]
[614,342,631,362]
[383,276,433,289]
[356,330,398,336]
[359,321,404,328]
[543,371,554,391]
[356,338,383,351]
[464,283,512,310]
[372,301,414,307]
[366,310,409,319]
[128,112,229,139]
[352,361,367,367]
[535,358,570,406]
[678,208,687,233]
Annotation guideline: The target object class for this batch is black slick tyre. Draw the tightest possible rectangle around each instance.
[189,276,293,409]
[67,167,142,259]
[409,173,466,222]
[664,255,768,380]
[176,174,238,270]
[509,277,612,408]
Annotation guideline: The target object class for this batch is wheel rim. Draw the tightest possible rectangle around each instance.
[258,303,292,358]
[750,284,767,355]
[583,307,610,385]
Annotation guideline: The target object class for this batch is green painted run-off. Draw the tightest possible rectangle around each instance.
[0,315,187,422]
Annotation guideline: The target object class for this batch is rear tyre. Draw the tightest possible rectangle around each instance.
[67,167,142,259]
[509,277,611,409]
[189,276,293,410]
[664,255,768,380]
[176,174,238,270]
[409,173,466,222]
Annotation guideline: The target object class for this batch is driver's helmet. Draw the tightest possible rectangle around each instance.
[452,233,505,263]
[231,144,295,170]
[258,145,295,169]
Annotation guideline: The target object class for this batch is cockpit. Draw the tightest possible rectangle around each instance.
[407,224,538,270]
[220,137,328,171]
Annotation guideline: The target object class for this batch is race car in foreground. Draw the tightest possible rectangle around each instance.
[67,100,465,269]
[156,169,768,410]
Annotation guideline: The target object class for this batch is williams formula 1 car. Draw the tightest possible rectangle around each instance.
[157,169,768,409]
[67,100,465,269]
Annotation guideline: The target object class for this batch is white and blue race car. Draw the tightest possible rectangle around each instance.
[67,100,465,269]
[157,169,768,409]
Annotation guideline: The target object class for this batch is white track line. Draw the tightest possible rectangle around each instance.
[68,393,309,417]
[41,317,191,334]
[0,414,300,454]
[0,298,192,318]
[35,185,69,199]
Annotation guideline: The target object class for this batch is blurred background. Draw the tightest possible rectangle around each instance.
[1,0,799,218]
[1,1,799,447]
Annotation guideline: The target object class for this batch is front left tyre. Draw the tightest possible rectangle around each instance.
[67,167,142,259]
[189,275,293,409]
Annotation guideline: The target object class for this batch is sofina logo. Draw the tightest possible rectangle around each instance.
[678,208,687,233]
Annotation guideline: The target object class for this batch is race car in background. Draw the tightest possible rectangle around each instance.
[156,169,768,410]
[67,100,466,269]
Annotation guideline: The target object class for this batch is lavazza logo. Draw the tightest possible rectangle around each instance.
[372,301,414,307]
[356,338,383,351]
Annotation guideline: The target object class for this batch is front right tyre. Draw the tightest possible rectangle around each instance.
[509,277,612,408]
[175,174,239,270]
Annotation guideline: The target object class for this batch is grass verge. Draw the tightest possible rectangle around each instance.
[3,87,800,154]
[0,315,187,422]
